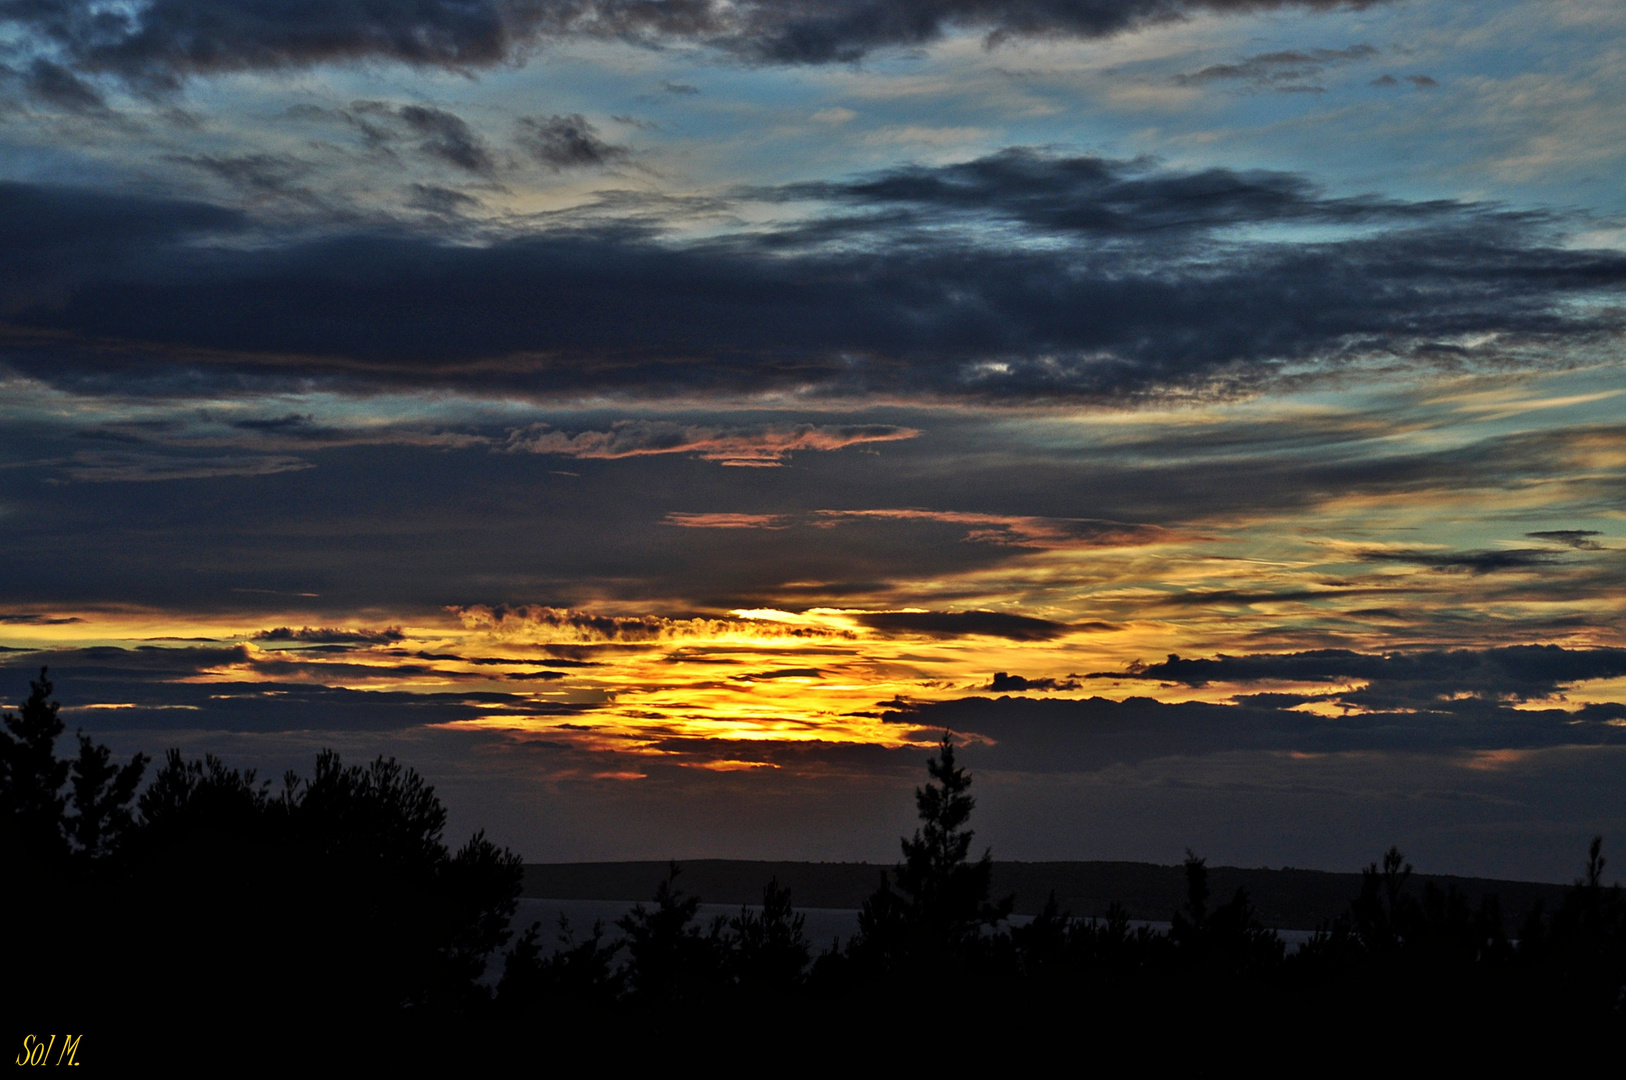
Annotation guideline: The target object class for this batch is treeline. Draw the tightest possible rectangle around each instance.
[6,668,1624,1058]
[495,737,1626,1033]
[5,670,520,1034]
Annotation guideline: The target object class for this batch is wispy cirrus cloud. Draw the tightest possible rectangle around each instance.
[58,450,312,483]
[1172,43,1378,92]
[504,421,919,465]
[814,509,1175,548]
[663,513,791,529]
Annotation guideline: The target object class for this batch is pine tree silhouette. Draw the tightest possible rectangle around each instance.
[731,877,811,992]
[855,732,1011,973]
[0,668,71,863]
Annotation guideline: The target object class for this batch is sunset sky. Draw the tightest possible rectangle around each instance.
[3,0,1624,881]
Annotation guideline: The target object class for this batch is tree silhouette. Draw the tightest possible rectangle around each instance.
[617,863,727,1002]
[0,668,72,863]
[498,914,624,1012]
[730,877,811,992]
[1170,850,1282,970]
[66,733,147,862]
[120,745,523,1022]
[1351,846,1414,955]
[2,666,149,874]
[854,732,1011,974]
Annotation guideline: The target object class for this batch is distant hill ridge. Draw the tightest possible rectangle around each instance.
[523,859,1580,932]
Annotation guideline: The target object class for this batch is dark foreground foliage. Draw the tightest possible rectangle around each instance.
[4,669,520,1055]
[5,670,1623,1064]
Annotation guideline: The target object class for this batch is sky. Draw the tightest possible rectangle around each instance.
[2,0,1625,882]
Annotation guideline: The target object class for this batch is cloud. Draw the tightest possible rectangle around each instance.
[1092,645,1626,711]
[1353,546,1567,574]
[663,513,790,529]
[399,105,496,176]
[779,147,1446,236]
[168,153,322,206]
[849,609,1073,640]
[987,671,1080,691]
[455,604,849,642]
[409,184,482,215]
[0,613,83,624]
[0,181,240,312]
[517,114,629,171]
[0,0,559,89]
[1173,43,1376,91]
[1526,530,1604,551]
[814,509,1171,548]
[4,150,1624,405]
[0,649,580,730]
[0,0,1405,88]
[22,58,107,112]
[58,450,313,483]
[890,686,1626,774]
[253,626,407,645]
[504,421,919,464]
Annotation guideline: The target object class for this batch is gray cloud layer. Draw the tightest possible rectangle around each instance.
[3,150,1622,405]
[1,0,1396,90]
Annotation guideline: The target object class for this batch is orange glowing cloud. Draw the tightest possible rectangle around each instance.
[663,513,790,529]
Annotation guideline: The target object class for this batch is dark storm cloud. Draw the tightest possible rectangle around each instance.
[3,150,1624,403]
[0,0,1400,88]
[517,114,629,171]
[852,610,1072,640]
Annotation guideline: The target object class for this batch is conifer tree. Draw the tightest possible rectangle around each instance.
[856,732,1011,970]
[0,668,71,861]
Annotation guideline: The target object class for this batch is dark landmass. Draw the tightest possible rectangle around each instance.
[524,860,1575,930]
